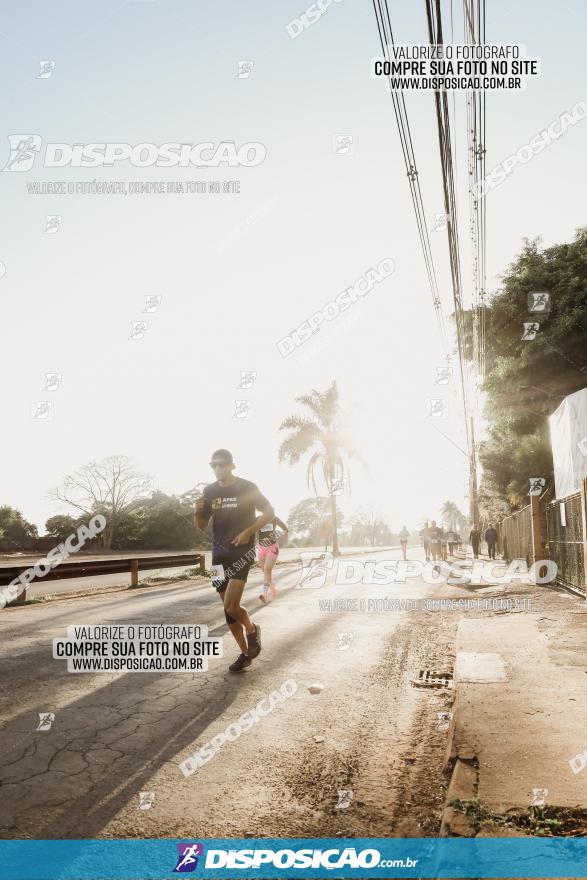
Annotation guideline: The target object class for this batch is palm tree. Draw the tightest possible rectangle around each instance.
[441,501,461,531]
[278,381,360,556]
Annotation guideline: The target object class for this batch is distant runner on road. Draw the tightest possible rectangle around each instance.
[428,520,443,563]
[440,527,448,561]
[485,523,498,559]
[258,516,288,603]
[446,529,457,557]
[196,448,274,673]
[419,521,431,561]
[399,526,409,561]
[469,525,481,559]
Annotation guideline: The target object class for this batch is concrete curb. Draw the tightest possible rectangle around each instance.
[439,669,480,837]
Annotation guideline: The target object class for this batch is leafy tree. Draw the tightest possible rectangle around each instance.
[465,228,587,511]
[287,497,342,548]
[278,381,361,556]
[113,490,210,551]
[349,507,394,546]
[441,501,461,530]
[47,455,154,549]
[45,514,83,542]
[45,476,211,551]
[0,506,38,551]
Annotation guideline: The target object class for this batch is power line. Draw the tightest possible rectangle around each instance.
[371,0,448,353]
[425,0,472,459]
[464,0,487,383]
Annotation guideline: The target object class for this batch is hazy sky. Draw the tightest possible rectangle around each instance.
[0,0,585,535]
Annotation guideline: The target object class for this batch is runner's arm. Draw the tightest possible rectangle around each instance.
[231,484,275,546]
[274,516,288,532]
[195,496,211,530]
[231,510,274,546]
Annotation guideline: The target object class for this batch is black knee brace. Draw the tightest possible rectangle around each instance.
[225,608,237,625]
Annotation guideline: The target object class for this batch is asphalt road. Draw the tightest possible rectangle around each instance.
[0,546,398,598]
[0,547,482,839]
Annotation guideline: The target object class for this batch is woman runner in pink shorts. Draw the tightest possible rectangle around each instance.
[257,516,288,602]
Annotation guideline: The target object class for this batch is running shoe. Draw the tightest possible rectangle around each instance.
[259,593,267,604]
[229,653,251,673]
[247,623,262,659]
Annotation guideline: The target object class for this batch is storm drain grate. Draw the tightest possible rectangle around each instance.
[411,670,453,689]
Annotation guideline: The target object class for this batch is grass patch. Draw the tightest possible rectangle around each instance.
[134,567,208,587]
[449,798,587,836]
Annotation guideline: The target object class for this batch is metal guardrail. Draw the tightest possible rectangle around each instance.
[0,552,206,604]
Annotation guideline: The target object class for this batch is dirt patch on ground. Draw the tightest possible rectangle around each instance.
[273,614,458,837]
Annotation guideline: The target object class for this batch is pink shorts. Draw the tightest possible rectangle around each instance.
[258,543,279,560]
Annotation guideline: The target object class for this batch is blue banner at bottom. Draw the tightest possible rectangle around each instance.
[0,838,586,879]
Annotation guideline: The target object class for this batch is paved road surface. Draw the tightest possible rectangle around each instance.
[0,546,520,839]
[0,546,400,598]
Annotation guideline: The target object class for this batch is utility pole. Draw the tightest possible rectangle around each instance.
[470,416,479,525]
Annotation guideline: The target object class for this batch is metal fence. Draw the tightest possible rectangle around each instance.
[546,492,586,595]
[498,505,533,565]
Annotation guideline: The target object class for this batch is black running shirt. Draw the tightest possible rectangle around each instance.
[202,478,273,555]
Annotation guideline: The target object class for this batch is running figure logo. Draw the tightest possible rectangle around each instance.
[237,370,257,389]
[297,552,334,588]
[236,61,254,78]
[44,215,62,234]
[33,401,53,420]
[36,712,55,731]
[42,373,62,391]
[333,135,353,155]
[329,476,345,496]
[521,322,540,341]
[528,291,550,312]
[3,134,42,171]
[528,477,546,496]
[434,366,453,385]
[531,788,548,807]
[129,321,148,340]
[143,295,162,313]
[436,711,452,732]
[37,61,55,79]
[232,399,252,419]
[138,791,155,810]
[173,843,204,873]
[334,789,354,809]
[337,632,354,651]
[427,398,448,419]
[433,212,450,231]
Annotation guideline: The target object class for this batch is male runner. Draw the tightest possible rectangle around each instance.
[469,524,481,559]
[196,449,274,673]
[419,521,431,561]
[485,523,498,559]
[428,520,443,563]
